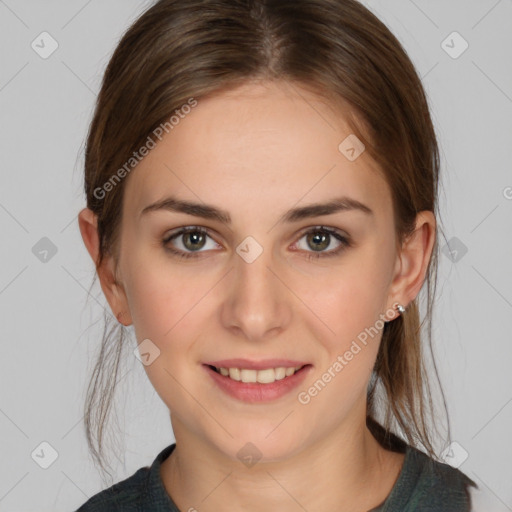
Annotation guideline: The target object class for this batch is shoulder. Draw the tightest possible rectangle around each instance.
[400,445,478,511]
[75,466,150,511]
[75,444,177,512]
[370,424,478,511]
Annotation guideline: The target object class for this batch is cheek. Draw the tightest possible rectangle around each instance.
[293,249,390,396]
[124,259,209,408]
[300,254,389,338]
[297,278,386,418]
[123,252,205,343]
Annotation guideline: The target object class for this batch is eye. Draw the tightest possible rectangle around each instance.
[293,226,351,260]
[162,226,220,259]
[162,225,352,261]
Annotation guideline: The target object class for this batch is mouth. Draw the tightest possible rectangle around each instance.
[206,364,310,384]
[203,360,313,403]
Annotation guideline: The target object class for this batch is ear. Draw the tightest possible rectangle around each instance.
[77,207,132,326]
[386,210,436,320]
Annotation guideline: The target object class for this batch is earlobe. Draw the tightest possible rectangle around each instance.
[78,208,133,326]
[387,211,436,313]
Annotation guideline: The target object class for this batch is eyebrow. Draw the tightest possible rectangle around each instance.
[139,195,373,224]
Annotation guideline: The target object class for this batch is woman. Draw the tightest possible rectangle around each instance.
[76,0,478,510]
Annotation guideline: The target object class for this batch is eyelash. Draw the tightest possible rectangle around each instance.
[162,226,351,261]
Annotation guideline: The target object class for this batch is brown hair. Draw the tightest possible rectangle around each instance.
[82,0,452,481]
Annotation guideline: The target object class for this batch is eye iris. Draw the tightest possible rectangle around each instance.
[183,231,206,251]
[307,232,329,251]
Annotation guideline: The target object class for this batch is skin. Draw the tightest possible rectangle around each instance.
[79,80,436,512]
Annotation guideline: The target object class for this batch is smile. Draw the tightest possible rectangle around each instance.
[203,363,312,403]
[210,365,305,384]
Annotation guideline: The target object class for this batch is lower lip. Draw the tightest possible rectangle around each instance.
[203,364,312,403]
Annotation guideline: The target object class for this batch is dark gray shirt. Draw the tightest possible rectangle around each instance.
[76,442,477,511]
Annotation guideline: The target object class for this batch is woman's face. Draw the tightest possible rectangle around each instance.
[100,80,420,461]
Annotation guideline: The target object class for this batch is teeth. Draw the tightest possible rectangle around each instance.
[229,368,241,381]
[216,366,303,383]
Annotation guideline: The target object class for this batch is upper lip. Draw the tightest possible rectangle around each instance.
[204,359,310,370]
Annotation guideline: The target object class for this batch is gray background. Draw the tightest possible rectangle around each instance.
[0,0,511,510]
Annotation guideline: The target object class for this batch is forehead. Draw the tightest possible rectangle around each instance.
[123,81,392,225]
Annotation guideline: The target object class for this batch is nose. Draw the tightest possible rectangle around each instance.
[220,239,292,342]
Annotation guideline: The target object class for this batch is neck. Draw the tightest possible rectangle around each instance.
[160,415,404,512]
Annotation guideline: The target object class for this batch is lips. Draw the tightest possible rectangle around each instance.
[203,362,312,402]
[204,358,309,370]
